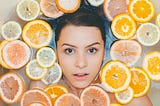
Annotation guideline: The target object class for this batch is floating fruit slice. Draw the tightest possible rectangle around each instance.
[111,14,136,40]
[87,0,104,7]
[1,21,22,40]
[100,60,131,92]
[103,0,129,21]
[115,87,134,104]
[26,59,48,80]
[55,0,81,13]
[128,0,155,23]
[136,23,160,46]
[110,103,122,106]
[29,102,45,106]
[80,86,110,106]
[156,13,160,28]
[0,40,12,69]
[44,84,69,105]
[42,63,62,85]
[16,0,40,21]
[40,0,64,18]
[143,51,160,81]
[0,72,25,104]
[22,20,52,49]
[2,40,31,69]
[36,47,56,68]
[20,89,52,106]
[54,93,80,106]
[130,67,150,97]
[110,40,142,66]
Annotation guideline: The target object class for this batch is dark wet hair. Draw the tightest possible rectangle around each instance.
[55,9,106,45]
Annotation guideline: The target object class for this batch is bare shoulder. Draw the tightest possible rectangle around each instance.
[108,93,153,106]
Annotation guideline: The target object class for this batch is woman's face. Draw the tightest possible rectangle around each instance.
[56,25,105,89]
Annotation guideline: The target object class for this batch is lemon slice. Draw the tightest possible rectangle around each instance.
[42,63,62,85]
[136,23,160,46]
[16,0,40,21]
[87,0,104,7]
[26,59,48,80]
[36,47,56,68]
[115,87,134,104]
[1,21,22,40]
[156,13,160,28]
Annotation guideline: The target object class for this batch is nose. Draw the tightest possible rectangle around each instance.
[75,53,87,69]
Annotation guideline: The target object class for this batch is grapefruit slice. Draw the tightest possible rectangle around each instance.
[110,40,142,66]
[2,40,31,69]
[40,0,64,18]
[20,89,52,106]
[54,93,80,106]
[0,72,25,104]
[80,86,110,106]
[103,0,129,21]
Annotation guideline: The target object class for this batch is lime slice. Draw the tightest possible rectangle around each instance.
[36,47,56,68]
[16,0,40,21]
[26,59,48,80]
[42,63,62,85]
[1,21,22,40]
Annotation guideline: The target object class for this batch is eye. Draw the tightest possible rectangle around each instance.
[64,48,74,54]
[88,48,97,54]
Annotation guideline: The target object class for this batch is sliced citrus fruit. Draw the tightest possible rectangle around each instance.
[20,89,52,106]
[36,47,56,68]
[55,0,81,13]
[2,40,31,69]
[156,13,160,28]
[42,63,62,85]
[142,51,160,81]
[115,87,134,104]
[100,60,131,93]
[110,40,142,66]
[111,14,136,40]
[1,21,22,40]
[16,0,40,21]
[54,93,80,106]
[80,86,110,106]
[87,0,104,7]
[110,103,122,106]
[136,23,160,46]
[40,0,64,18]
[22,20,52,49]
[44,84,69,105]
[130,67,150,97]
[128,0,155,23]
[103,0,129,21]
[29,102,45,106]
[0,40,12,69]
[0,72,25,104]
[26,59,48,80]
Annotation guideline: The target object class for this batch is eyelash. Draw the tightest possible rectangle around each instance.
[64,48,98,54]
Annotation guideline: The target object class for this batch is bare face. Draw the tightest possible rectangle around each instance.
[56,25,105,89]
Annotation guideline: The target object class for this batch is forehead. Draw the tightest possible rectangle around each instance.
[58,25,103,45]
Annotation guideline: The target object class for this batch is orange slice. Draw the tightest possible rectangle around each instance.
[22,20,52,49]
[103,0,129,21]
[0,72,25,104]
[44,84,68,105]
[115,87,134,104]
[40,0,64,18]
[100,60,131,92]
[142,51,160,81]
[54,93,80,106]
[55,0,81,13]
[2,40,31,69]
[80,86,110,106]
[20,89,52,106]
[130,67,150,97]
[136,22,160,46]
[128,0,155,23]
[156,13,160,28]
[111,14,136,40]
[110,40,142,66]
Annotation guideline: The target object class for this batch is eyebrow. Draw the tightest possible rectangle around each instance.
[61,42,101,48]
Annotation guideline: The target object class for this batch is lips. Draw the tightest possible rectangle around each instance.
[73,73,89,80]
